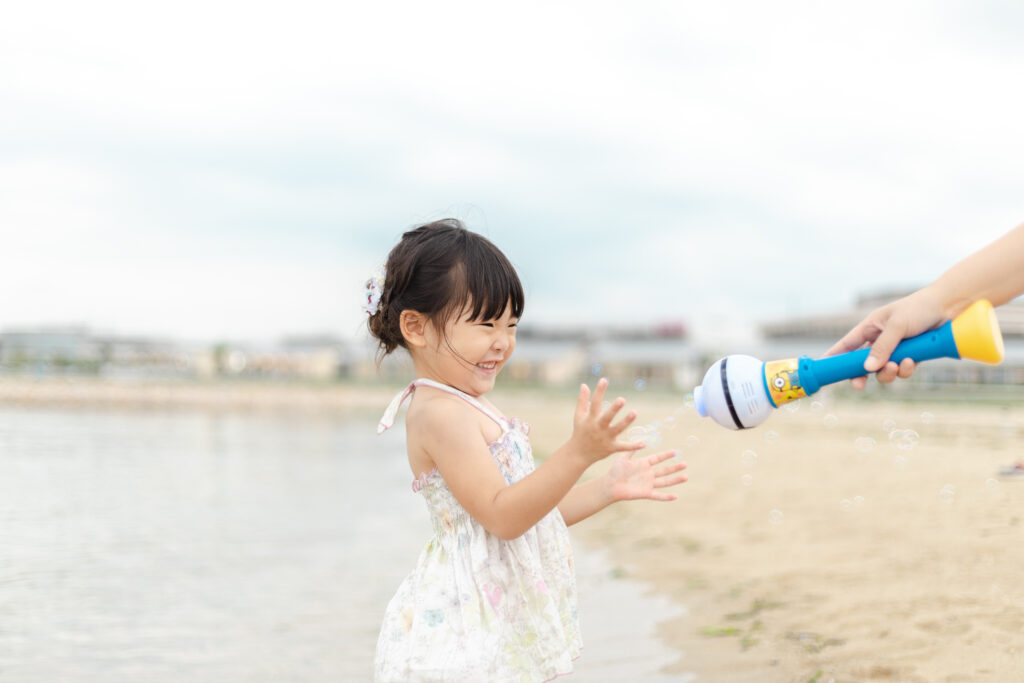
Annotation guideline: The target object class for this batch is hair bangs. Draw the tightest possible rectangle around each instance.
[445,246,524,324]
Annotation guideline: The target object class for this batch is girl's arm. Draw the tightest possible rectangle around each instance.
[421,379,644,540]
[926,222,1024,319]
[557,450,687,526]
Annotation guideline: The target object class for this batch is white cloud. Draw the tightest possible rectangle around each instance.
[1,1,1021,342]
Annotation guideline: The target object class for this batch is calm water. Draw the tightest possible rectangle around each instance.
[0,406,690,682]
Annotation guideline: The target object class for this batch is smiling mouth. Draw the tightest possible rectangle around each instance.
[476,361,499,371]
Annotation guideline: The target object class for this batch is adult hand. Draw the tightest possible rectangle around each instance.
[824,288,946,389]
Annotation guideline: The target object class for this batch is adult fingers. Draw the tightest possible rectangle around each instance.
[876,360,900,384]
[863,318,908,373]
[896,357,916,379]
[824,318,878,357]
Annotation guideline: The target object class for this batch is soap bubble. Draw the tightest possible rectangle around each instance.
[893,456,909,470]
[644,427,663,447]
[853,495,865,507]
[591,363,603,376]
[811,401,824,412]
[920,411,935,425]
[740,449,758,467]
[823,413,839,429]
[882,418,897,433]
[939,483,956,504]
[769,509,785,526]
[634,379,647,391]
[840,498,854,512]
[686,435,699,448]
[741,474,753,486]
[854,437,876,453]
[784,401,800,413]
[683,393,695,410]
[625,426,647,443]
[889,429,920,451]
[663,416,678,430]
[986,478,1000,492]
[764,430,780,444]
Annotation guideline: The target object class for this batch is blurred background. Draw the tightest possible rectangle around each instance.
[2,0,1023,391]
[2,2,1024,681]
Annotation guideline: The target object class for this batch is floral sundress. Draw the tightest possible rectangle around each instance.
[374,378,581,682]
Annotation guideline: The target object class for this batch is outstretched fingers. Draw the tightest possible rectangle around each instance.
[615,435,647,453]
[654,464,689,487]
[643,449,681,466]
[609,408,639,438]
[575,383,591,419]
[589,378,609,414]
[646,451,688,481]
[599,396,626,427]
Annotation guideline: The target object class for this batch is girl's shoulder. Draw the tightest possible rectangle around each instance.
[406,386,504,445]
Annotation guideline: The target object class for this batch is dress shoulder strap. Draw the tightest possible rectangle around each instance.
[377,378,506,434]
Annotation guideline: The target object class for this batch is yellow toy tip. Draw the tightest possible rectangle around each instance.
[951,300,1004,364]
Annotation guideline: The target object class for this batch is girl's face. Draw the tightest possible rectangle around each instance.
[421,303,518,397]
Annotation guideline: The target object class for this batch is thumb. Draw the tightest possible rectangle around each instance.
[864,322,906,372]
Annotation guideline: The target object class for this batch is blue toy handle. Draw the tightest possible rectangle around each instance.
[798,320,959,393]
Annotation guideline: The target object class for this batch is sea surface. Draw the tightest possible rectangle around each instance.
[0,406,691,682]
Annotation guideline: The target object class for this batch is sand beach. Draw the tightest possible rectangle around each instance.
[3,376,1023,681]
[502,388,1024,682]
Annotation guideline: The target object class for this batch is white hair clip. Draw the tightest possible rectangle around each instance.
[363,265,387,316]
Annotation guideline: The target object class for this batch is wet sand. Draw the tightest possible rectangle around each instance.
[5,377,1024,681]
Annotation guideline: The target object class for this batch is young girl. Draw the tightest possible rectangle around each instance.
[366,219,688,682]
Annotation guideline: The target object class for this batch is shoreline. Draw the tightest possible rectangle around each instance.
[6,378,1024,680]
[0,376,401,417]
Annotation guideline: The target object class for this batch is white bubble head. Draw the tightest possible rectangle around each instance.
[693,354,774,430]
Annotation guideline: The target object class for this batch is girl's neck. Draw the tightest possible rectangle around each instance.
[409,356,491,399]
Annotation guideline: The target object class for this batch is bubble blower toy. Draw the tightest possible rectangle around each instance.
[693,299,1005,430]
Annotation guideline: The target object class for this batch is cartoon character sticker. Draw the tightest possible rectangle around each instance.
[764,358,807,406]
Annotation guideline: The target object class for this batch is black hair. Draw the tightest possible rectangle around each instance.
[367,219,524,360]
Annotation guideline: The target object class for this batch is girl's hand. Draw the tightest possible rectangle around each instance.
[570,378,644,465]
[604,450,688,502]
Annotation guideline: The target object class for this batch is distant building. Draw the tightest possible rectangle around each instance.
[6,296,1021,392]
[508,321,695,389]
[195,335,348,381]
[348,320,697,389]
[0,327,96,365]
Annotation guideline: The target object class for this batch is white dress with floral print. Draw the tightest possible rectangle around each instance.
[374,378,581,682]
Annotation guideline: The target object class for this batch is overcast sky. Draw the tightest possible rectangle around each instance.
[2,1,1022,347]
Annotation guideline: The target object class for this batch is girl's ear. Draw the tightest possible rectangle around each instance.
[399,310,428,348]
